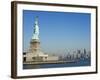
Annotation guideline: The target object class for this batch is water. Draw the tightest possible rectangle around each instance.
[23,59,90,69]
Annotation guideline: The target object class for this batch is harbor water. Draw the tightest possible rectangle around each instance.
[23,58,90,69]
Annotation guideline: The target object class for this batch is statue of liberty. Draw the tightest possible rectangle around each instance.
[32,16,39,40]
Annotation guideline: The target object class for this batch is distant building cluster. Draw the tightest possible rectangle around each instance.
[58,49,91,61]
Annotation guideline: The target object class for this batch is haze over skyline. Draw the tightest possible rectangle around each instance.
[23,10,91,54]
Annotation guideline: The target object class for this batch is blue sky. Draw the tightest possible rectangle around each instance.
[23,10,91,54]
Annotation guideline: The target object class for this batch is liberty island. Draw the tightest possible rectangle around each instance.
[23,16,59,64]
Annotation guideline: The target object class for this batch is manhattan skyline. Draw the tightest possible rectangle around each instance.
[23,10,91,54]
